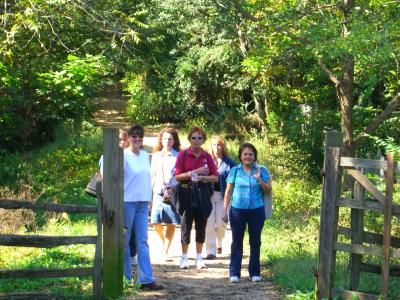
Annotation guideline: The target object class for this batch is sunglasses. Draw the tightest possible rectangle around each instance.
[191,136,203,141]
[131,134,143,139]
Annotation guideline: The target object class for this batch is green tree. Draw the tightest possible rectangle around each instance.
[230,0,400,155]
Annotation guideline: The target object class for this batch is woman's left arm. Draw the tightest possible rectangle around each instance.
[254,167,272,194]
[258,178,272,194]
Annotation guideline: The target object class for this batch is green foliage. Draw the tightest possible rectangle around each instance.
[36,54,109,120]
[246,132,314,180]
[121,0,252,130]
[273,179,320,218]
[0,54,108,153]
[0,121,102,209]
[366,135,400,159]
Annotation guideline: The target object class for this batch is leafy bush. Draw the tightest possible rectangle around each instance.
[273,179,321,219]
[0,121,102,210]
[246,132,313,180]
[36,54,109,120]
[0,55,109,153]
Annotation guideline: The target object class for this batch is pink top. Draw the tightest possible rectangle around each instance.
[174,148,218,176]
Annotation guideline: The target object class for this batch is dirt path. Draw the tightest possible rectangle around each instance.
[94,90,281,299]
[130,226,281,300]
[93,85,131,128]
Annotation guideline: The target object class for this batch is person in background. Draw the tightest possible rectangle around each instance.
[150,128,181,260]
[223,143,272,283]
[205,136,235,259]
[174,127,218,270]
[123,125,163,290]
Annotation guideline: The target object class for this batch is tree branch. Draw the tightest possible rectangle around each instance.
[354,92,400,144]
[231,0,259,22]
[317,58,340,86]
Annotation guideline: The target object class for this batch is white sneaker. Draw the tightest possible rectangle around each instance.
[195,257,207,269]
[230,276,239,283]
[179,256,189,269]
[251,276,261,282]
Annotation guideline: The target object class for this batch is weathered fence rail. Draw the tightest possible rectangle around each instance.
[0,234,97,247]
[0,182,103,299]
[0,199,97,213]
[340,157,400,171]
[0,128,124,299]
[0,267,94,279]
[317,135,399,300]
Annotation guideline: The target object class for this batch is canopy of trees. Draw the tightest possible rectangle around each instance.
[1,0,399,169]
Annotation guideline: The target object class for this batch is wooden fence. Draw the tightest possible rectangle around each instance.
[317,146,400,300]
[0,127,125,299]
[0,180,103,299]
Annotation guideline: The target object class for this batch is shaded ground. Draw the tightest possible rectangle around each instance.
[93,85,131,129]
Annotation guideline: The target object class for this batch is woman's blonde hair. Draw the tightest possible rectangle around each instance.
[210,135,228,158]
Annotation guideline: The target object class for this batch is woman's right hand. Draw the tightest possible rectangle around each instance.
[196,165,209,175]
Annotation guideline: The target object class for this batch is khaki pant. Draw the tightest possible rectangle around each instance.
[205,191,226,255]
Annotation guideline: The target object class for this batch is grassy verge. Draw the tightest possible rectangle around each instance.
[0,219,138,298]
[262,212,400,299]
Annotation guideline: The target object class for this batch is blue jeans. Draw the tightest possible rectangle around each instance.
[124,202,154,284]
[229,206,265,278]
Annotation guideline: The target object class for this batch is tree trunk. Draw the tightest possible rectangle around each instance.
[337,53,355,155]
[236,21,268,129]
[253,93,268,128]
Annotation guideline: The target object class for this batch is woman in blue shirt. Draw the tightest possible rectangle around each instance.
[205,135,235,259]
[223,143,272,283]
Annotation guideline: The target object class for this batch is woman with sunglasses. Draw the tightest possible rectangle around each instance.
[123,125,163,290]
[174,127,218,269]
[150,128,181,261]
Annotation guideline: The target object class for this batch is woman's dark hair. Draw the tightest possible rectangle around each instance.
[153,127,181,152]
[238,143,257,163]
[128,124,144,137]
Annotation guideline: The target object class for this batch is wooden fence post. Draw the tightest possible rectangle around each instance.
[318,147,342,299]
[350,181,365,290]
[93,180,103,299]
[320,132,343,229]
[323,131,343,171]
[381,152,394,298]
[102,128,124,298]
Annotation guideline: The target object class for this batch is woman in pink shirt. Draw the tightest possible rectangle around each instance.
[174,127,218,270]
